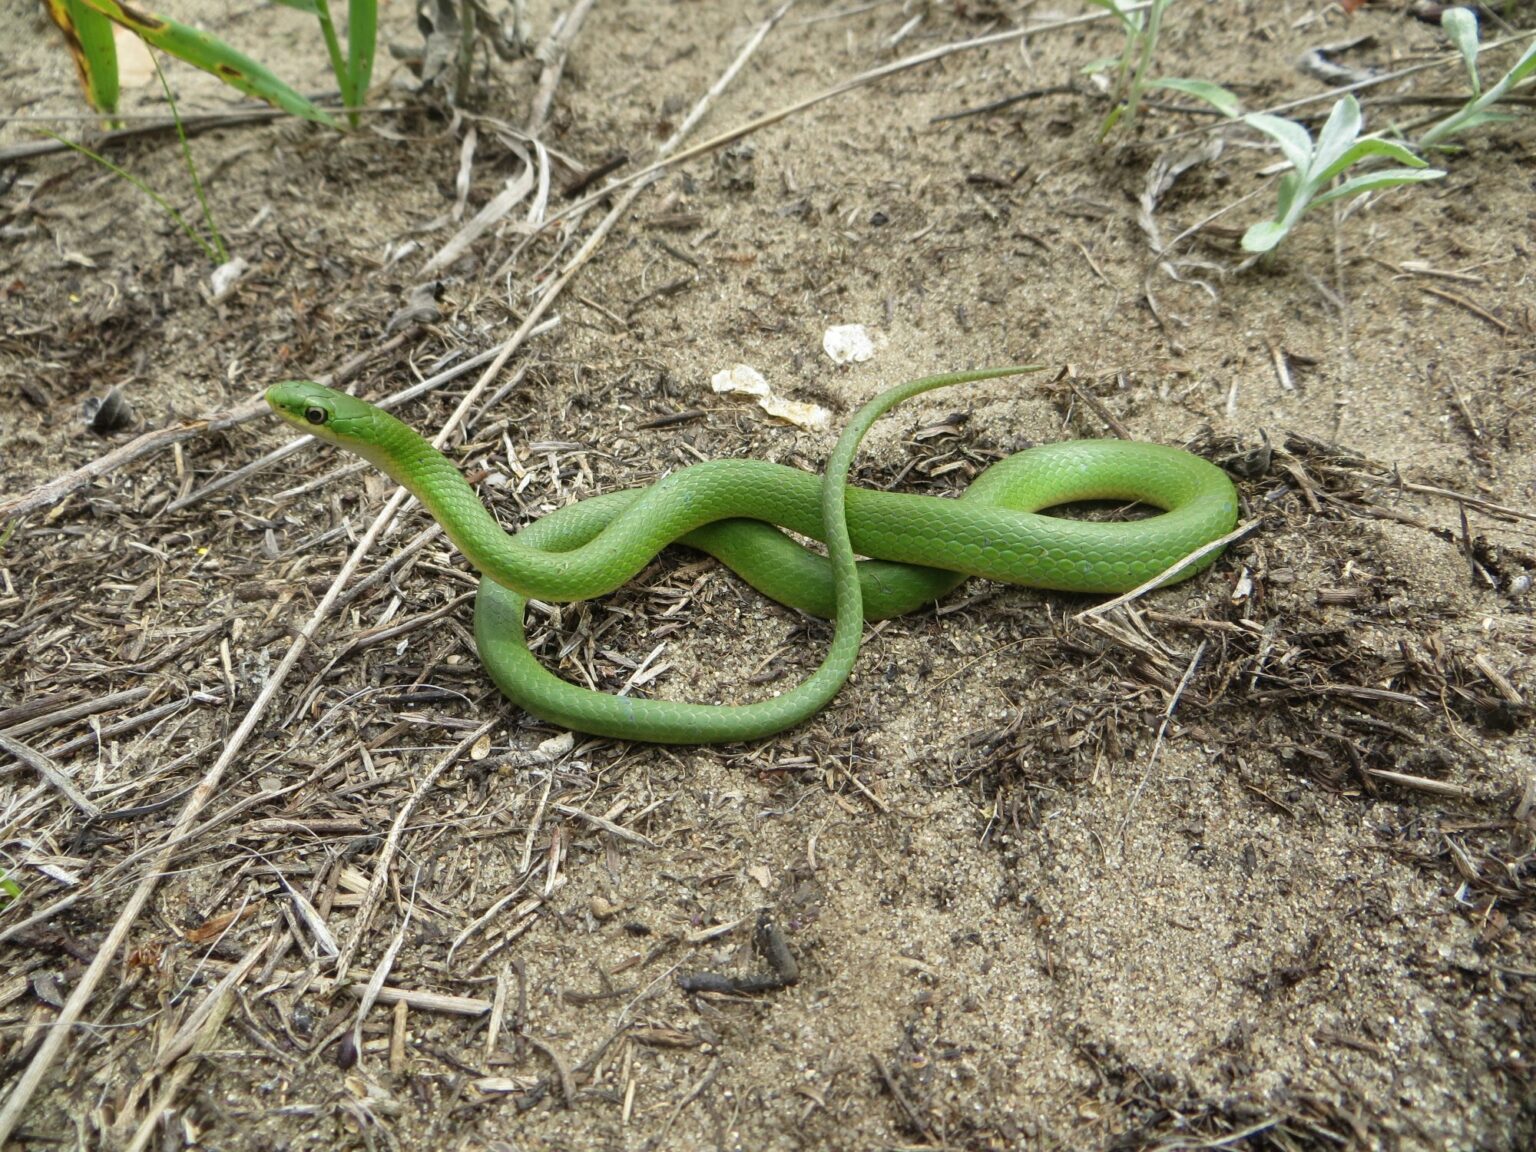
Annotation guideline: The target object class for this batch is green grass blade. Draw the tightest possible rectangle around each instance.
[39,129,220,263]
[1099,102,1127,140]
[346,0,377,113]
[308,0,352,107]
[1124,0,1170,125]
[75,0,337,127]
[150,50,226,263]
[45,0,121,118]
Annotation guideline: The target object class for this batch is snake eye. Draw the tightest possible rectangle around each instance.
[304,406,328,426]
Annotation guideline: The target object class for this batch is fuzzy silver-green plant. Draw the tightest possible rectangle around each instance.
[1419,8,1536,150]
[1083,0,1240,137]
[1242,95,1443,254]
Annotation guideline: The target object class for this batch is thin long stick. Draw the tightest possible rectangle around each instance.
[1075,518,1260,621]
[526,0,597,136]
[657,1,796,156]
[0,398,265,523]
[1118,639,1208,851]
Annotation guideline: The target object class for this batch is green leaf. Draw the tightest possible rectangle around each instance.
[346,0,377,112]
[1080,56,1123,74]
[1341,137,1427,167]
[1441,8,1482,95]
[1310,95,1364,184]
[1271,170,1302,222]
[1315,136,1428,186]
[1421,36,1536,147]
[1241,219,1290,253]
[1245,112,1315,174]
[1099,102,1127,139]
[74,0,337,127]
[309,0,350,108]
[1311,167,1445,207]
[45,0,121,117]
[1150,77,1242,118]
[1501,37,1536,89]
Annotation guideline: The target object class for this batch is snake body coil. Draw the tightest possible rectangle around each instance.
[267,367,1238,743]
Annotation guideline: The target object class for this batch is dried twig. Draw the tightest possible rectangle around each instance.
[0,397,265,523]
[1119,640,1208,850]
[1366,769,1475,798]
[1419,285,1514,334]
[341,984,490,1015]
[659,1,797,156]
[872,1055,936,1144]
[0,686,154,736]
[349,876,417,1069]
[1062,369,1132,439]
[553,802,657,846]
[0,733,100,818]
[332,721,493,977]
[0,101,405,164]
[1076,519,1262,621]
[524,1035,575,1108]
[526,0,597,136]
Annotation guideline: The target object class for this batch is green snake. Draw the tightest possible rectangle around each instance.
[266,367,1238,743]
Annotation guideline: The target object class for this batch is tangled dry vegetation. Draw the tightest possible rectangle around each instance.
[3,2,1536,1150]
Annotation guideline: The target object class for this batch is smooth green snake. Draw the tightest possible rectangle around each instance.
[266,366,1238,743]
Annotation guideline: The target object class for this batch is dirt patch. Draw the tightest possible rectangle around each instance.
[3,2,1534,1150]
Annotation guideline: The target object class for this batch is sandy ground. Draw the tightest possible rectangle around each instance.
[3,2,1535,1150]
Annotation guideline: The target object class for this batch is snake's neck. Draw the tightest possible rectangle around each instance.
[352,411,545,593]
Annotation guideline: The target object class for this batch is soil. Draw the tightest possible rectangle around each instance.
[3,2,1535,1150]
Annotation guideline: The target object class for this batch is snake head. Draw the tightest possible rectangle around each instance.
[266,380,374,447]
[265,380,424,484]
